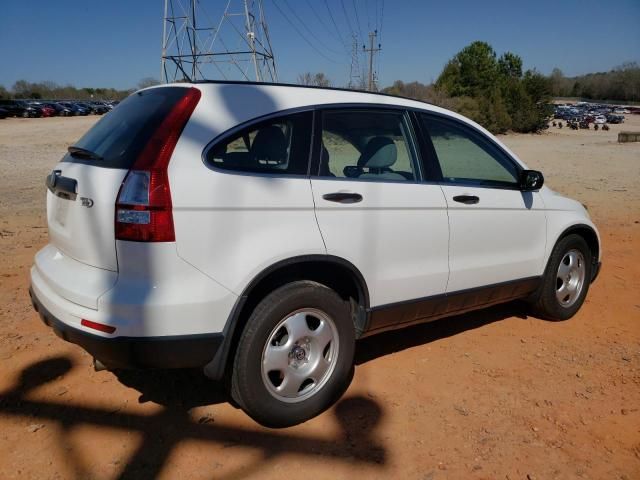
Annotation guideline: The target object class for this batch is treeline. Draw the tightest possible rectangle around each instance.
[549,63,640,102]
[0,80,133,101]
[384,41,553,134]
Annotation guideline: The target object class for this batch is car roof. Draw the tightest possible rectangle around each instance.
[154,80,487,132]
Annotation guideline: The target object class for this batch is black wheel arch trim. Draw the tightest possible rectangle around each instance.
[203,254,370,381]
[553,223,601,282]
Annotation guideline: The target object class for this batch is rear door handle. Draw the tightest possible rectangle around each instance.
[452,195,479,205]
[322,192,363,204]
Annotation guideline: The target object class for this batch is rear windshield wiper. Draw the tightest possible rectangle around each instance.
[68,145,103,161]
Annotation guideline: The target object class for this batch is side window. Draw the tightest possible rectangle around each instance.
[206,111,312,175]
[318,110,417,182]
[421,114,519,186]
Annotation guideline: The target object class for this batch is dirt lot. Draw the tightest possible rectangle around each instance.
[0,114,639,480]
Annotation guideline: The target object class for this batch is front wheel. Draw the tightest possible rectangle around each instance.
[530,234,592,320]
[231,281,355,427]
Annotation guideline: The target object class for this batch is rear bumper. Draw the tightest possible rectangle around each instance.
[30,286,223,369]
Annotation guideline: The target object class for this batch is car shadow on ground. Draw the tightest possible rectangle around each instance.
[0,357,385,480]
[114,300,531,410]
[355,300,530,365]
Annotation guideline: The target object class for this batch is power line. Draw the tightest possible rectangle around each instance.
[282,0,345,56]
[378,0,385,43]
[340,0,357,41]
[271,0,344,64]
[323,0,348,49]
[305,0,348,50]
[351,0,364,45]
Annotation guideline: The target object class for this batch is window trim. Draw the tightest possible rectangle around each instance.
[311,106,423,184]
[201,107,314,178]
[418,112,524,190]
[200,102,526,186]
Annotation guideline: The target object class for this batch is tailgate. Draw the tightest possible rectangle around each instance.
[39,86,193,308]
[46,163,127,271]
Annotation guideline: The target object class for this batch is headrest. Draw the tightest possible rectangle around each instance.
[357,136,397,169]
[251,126,287,163]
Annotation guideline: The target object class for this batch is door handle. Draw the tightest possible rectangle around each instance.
[322,192,363,204]
[452,195,479,205]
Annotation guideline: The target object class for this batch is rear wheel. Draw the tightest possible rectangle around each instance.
[231,281,355,427]
[531,234,592,320]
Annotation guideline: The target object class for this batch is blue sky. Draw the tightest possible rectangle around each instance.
[1,0,638,90]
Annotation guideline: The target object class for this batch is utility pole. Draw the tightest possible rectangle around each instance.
[362,30,381,91]
[348,34,361,89]
[161,0,277,83]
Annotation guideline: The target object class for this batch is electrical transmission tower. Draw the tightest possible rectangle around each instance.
[362,30,381,91]
[161,0,278,83]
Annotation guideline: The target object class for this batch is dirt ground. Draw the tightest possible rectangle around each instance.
[0,113,639,480]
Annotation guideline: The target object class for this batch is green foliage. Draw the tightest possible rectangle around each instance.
[4,79,131,100]
[432,41,551,134]
[436,41,498,97]
[498,52,523,79]
[548,62,640,102]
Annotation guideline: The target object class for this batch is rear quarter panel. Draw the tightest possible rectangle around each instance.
[168,86,326,295]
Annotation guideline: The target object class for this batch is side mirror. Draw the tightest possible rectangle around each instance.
[519,170,544,191]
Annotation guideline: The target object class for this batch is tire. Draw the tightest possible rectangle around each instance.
[231,281,355,427]
[22,111,29,118]
[530,234,592,320]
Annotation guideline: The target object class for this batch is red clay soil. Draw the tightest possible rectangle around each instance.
[0,117,638,479]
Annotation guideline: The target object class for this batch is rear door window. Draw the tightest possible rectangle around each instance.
[64,87,190,169]
[205,112,312,175]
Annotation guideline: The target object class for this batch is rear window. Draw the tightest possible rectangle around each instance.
[64,87,189,169]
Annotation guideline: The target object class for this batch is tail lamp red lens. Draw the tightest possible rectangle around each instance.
[115,87,201,242]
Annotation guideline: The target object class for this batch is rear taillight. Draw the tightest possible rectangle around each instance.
[115,87,201,242]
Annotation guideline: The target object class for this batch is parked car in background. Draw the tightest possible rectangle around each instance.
[594,115,607,124]
[88,102,110,115]
[606,114,624,124]
[30,82,602,427]
[46,103,73,116]
[23,103,43,118]
[0,107,8,119]
[30,102,56,117]
[0,99,41,117]
[59,102,89,116]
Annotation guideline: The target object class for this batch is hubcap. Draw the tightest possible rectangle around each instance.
[261,308,339,403]
[556,249,586,307]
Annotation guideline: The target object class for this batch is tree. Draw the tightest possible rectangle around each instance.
[436,41,499,97]
[433,41,553,133]
[12,80,31,98]
[137,77,161,89]
[498,52,523,79]
[297,72,332,87]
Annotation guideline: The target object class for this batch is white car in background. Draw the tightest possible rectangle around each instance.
[594,115,607,124]
[30,82,601,427]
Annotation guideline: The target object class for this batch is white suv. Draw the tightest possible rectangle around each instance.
[30,82,601,427]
